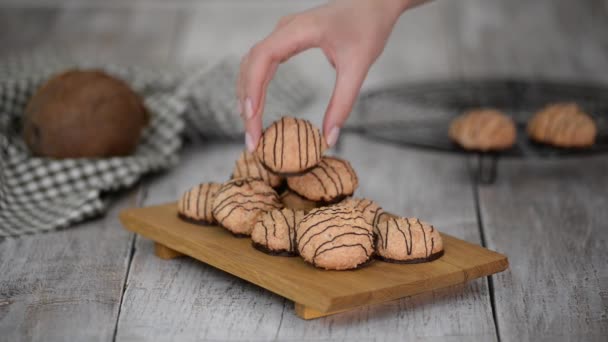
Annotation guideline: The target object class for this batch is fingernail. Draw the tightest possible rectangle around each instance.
[327,126,340,147]
[245,132,256,152]
[245,98,254,119]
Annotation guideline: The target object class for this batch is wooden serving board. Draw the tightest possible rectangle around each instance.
[119,203,508,320]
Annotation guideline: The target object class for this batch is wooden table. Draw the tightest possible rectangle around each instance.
[1,1,607,341]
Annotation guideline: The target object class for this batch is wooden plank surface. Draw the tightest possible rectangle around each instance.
[454,1,608,341]
[478,156,608,341]
[0,191,140,342]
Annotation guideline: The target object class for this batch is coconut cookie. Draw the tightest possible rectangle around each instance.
[279,190,321,212]
[212,178,283,237]
[375,217,444,264]
[287,157,358,203]
[255,117,328,175]
[339,197,384,227]
[297,205,374,270]
[449,109,517,151]
[232,150,284,188]
[527,103,596,148]
[177,182,222,225]
[251,208,305,256]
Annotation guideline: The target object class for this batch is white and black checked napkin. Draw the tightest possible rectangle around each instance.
[0,54,314,237]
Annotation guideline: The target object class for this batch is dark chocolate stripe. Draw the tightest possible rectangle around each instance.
[273,120,279,168]
[280,117,285,169]
[215,202,282,222]
[250,153,266,182]
[321,160,344,193]
[186,189,191,213]
[312,124,319,164]
[309,170,329,195]
[296,118,302,169]
[405,218,413,255]
[269,210,278,237]
[203,184,211,219]
[419,218,428,257]
[304,120,310,168]
[383,221,389,249]
[213,191,278,212]
[213,195,280,217]
[277,209,292,251]
[360,200,373,213]
[260,220,270,245]
[297,212,367,241]
[312,232,373,260]
[299,223,373,251]
[331,158,357,186]
[393,217,412,255]
[262,127,267,165]
[299,207,360,224]
[195,184,202,217]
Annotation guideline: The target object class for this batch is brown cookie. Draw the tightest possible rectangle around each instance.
[527,103,596,148]
[339,197,384,227]
[232,150,283,188]
[255,117,328,174]
[177,182,222,225]
[297,205,374,270]
[279,190,322,212]
[251,208,305,256]
[287,157,358,203]
[375,217,444,263]
[212,178,283,236]
[449,109,517,151]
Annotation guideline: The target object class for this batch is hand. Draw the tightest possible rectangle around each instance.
[238,0,426,151]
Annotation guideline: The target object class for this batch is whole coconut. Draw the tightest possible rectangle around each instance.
[23,69,149,158]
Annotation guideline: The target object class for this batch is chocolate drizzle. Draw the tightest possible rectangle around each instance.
[375,216,443,262]
[212,178,282,235]
[287,156,358,202]
[255,117,326,173]
[251,208,304,255]
[232,150,283,188]
[177,182,221,224]
[297,206,374,270]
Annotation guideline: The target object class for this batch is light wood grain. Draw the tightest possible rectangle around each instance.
[154,242,184,260]
[478,156,608,341]
[0,190,140,342]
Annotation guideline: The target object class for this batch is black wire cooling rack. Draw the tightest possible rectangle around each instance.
[349,79,608,184]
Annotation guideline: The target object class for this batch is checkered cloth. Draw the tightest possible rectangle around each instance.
[0,54,314,236]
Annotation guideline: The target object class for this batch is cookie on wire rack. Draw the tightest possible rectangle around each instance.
[449,108,516,151]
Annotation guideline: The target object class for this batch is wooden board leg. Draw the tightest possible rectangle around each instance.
[294,303,350,320]
[154,243,184,260]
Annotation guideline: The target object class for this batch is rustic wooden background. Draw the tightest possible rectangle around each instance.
[1,0,607,341]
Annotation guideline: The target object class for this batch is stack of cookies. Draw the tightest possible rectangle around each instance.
[177,117,444,271]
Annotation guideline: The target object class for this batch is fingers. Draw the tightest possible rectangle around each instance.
[322,59,369,147]
[238,16,321,152]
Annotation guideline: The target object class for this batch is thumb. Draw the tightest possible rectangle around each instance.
[322,60,368,147]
